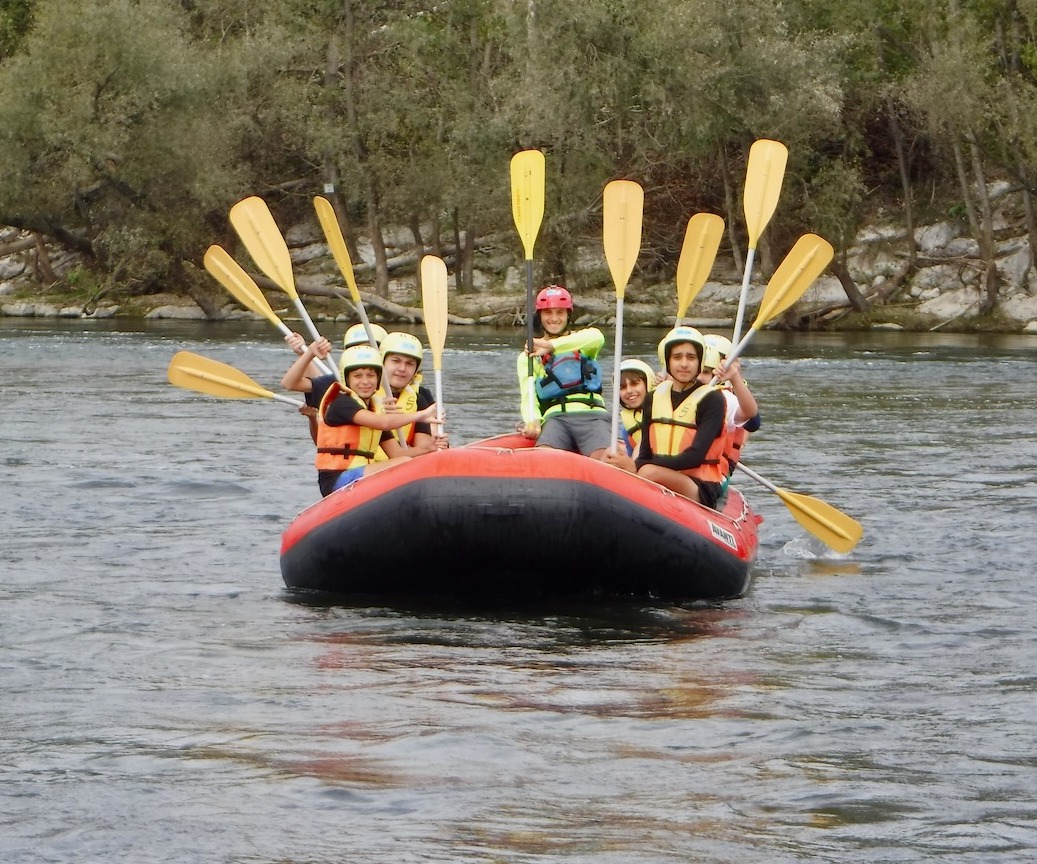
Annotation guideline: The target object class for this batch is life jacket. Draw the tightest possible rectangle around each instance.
[620,405,644,456]
[716,386,750,477]
[534,350,605,414]
[376,382,420,445]
[721,426,746,476]
[646,381,727,484]
[314,382,383,471]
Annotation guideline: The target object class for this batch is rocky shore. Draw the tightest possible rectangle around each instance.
[4,187,1037,334]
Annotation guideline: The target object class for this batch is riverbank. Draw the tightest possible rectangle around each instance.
[4,195,1037,333]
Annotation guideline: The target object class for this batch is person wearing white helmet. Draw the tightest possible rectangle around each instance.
[312,344,440,497]
[628,326,729,509]
[343,322,388,349]
[281,334,337,445]
[616,357,656,457]
[517,284,615,459]
[697,333,760,488]
[282,323,390,446]
[377,331,449,455]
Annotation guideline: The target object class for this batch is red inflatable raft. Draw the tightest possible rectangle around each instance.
[280,433,761,602]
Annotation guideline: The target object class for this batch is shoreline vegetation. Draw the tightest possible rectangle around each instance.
[3,199,1037,335]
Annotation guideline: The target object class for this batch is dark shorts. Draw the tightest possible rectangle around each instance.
[318,466,366,497]
[694,479,723,511]
[538,410,613,455]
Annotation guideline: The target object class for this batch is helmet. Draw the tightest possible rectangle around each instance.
[619,358,655,385]
[657,326,705,370]
[380,331,424,366]
[338,344,383,383]
[535,285,573,310]
[702,333,733,370]
[343,322,387,348]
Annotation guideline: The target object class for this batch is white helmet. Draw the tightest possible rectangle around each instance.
[657,326,705,370]
[343,322,387,348]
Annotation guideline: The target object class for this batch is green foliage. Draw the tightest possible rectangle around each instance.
[0,0,35,60]
[2,0,1036,303]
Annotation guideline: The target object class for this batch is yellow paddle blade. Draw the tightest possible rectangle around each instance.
[742,138,788,249]
[313,195,361,302]
[203,245,281,328]
[167,351,277,401]
[603,179,644,300]
[676,212,725,319]
[229,196,298,299]
[510,150,546,261]
[753,233,834,327]
[420,255,449,371]
[775,486,863,554]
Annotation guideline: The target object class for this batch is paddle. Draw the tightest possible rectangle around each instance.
[168,351,305,408]
[675,213,725,326]
[602,179,645,454]
[203,245,335,376]
[510,149,546,424]
[700,230,855,552]
[420,255,448,434]
[313,195,382,349]
[732,139,788,345]
[228,195,325,347]
[722,233,834,368]
[735,462,862,554]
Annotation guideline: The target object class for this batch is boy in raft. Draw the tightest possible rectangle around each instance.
[697,333,760,490]
[517,285,615,460]
[626,326,729,509]
[288,341,438,497]
[616,357,655,457]
[377,331,449,456]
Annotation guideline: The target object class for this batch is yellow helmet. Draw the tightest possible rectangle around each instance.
[380,331,424,366]
[702,333,733,370]
[343,322,387,348]
[657,326,705,370]
[619,358,655,385]
[338,344,383,384]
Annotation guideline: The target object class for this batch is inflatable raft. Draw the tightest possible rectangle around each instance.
[280,433,760,602]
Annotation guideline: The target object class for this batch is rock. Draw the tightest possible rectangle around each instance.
[915,222,960,253]
[145,305,208,320]
[917,286,982,319]
[2,302,36,316]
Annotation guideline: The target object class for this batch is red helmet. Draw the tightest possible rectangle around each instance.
[535,285,573,311]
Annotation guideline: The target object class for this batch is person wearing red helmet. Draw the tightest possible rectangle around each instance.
[517,284,615,459]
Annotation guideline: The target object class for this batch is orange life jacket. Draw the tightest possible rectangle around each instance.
[646,381,727,484]
[723,426,747,477]
[314,382,382,471]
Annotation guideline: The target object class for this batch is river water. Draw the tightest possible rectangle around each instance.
[2,317,1036,863]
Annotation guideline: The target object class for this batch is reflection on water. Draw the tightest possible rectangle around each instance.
[2,320,1037,862]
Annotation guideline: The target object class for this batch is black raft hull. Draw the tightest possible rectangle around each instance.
[280,433,760,602]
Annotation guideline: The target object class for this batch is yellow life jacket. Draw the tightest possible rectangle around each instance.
[646,381,727,484]
[620,406,644,455]
[314,382,383,471]
[376,383,420,445]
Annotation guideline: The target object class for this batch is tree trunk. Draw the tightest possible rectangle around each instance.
[33,233,57,284]
[831,256,870,312]
[952,138,980,239]
[887,94,917,270]
[718,143,743,278]
[343,3,389,297]
[322,27,360,263]
[968,135,999,313]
